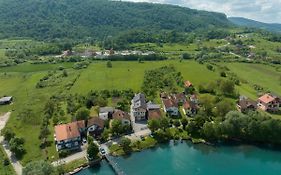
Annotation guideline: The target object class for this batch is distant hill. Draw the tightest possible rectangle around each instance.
[0,0,232,40]
[229,17,281,33]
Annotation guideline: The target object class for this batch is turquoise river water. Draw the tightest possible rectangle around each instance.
[76,141,281,175]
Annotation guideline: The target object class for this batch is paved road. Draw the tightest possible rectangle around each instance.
[0,112,23,175]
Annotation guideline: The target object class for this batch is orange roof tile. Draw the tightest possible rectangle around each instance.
[259,94,275,104]
[55,122,80,141]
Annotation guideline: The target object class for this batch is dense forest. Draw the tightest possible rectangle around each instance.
[0,0,232,40]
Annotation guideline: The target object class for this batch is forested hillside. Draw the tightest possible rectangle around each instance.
[229,17,281,33]
[0,0,231,40]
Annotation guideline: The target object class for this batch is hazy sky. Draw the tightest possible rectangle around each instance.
[126,0,281,23]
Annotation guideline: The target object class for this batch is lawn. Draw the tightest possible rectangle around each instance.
[219,62,281,97]
[70,60,220,94]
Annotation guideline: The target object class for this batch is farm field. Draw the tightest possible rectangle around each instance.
[71,60,220,94]
[0,60,280,165]
[219,62,281,98]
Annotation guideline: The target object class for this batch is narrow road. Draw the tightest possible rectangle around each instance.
[0,112,23,175]
[52,149,86,167]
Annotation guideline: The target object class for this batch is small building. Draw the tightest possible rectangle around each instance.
[54,121,84,151]
[184,80,193,88]
[189,94,198,104]
[146,101,161,111]
[148,109,162,120]
[87,117,105,138]
[183,101,198,116]
[99,107,115,120]
[237,96,257,113]
[162,98,179,116]
[0,96,13,105]
[131,93,147,121]
[257,94,280,112]
[112,110,131,125]
[173,93,186,104]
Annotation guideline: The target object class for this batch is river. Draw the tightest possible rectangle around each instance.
[76,141,281,175]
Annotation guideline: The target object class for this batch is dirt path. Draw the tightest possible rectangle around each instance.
[0,112,23,175]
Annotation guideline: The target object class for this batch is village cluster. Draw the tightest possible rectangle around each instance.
[52,80,199,152]
[56,49,155,59]
[1,82,280,153]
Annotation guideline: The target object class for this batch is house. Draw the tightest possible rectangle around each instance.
[184,80,193,88]
[87,117,105,137]
[131,93,147,121]
[54,121,84,151]
[189,94,199,104]
[0,96,13,105]
[237,96,257,113]
[183,101,198,116]
[99,107,115,120]
[257,94,280,112]
[112,110,131,125]
[146,101,161,111]
[173,93,186,104]
[148,109,162,120]
[162,98,179,116]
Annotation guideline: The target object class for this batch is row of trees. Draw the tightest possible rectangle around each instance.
[201,111,281,145]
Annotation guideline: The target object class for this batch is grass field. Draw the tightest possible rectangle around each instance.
[71,60,220,94]
[0,60,280,165]
[0,146,16,175]
[219,63,281,98]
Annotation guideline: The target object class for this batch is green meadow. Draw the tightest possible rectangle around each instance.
[219,62,281,98]
[0,60,280,165]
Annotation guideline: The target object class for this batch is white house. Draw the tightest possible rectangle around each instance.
[99,107,115,120]
[131,93,147,121]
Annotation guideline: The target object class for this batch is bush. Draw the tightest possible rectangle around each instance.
[182,53,192,60]
[3,158,10,166]
[58,150,70,158]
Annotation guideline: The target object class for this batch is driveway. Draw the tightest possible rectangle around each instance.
[52,149,86,166]
[130,104,148,133]
[0,112,23,175]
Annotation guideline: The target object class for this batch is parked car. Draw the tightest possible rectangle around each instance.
[100,148,106,155]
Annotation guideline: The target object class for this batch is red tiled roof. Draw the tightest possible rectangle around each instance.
[259,94,275,104]
[148,109,162,120]
[76,120,85,130]
[183,101,191,109]
[112,110,131,121]
[55,122,80,141]
[87,117,105,128]
[162,98,178,108]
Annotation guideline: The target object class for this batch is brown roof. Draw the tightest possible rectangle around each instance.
[112,110,131,121]
[174,93,186,101]
[184,81,193,88]
[55,122,80,142]
[76,120,85,130]
[162,98,178,108]
[87,117,105,128]
[148,109,162,120]
[238,98,257,109]
[183,101,198,110]
[258,94,276,104]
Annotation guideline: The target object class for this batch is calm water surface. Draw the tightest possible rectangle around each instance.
[77,141,281,175]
